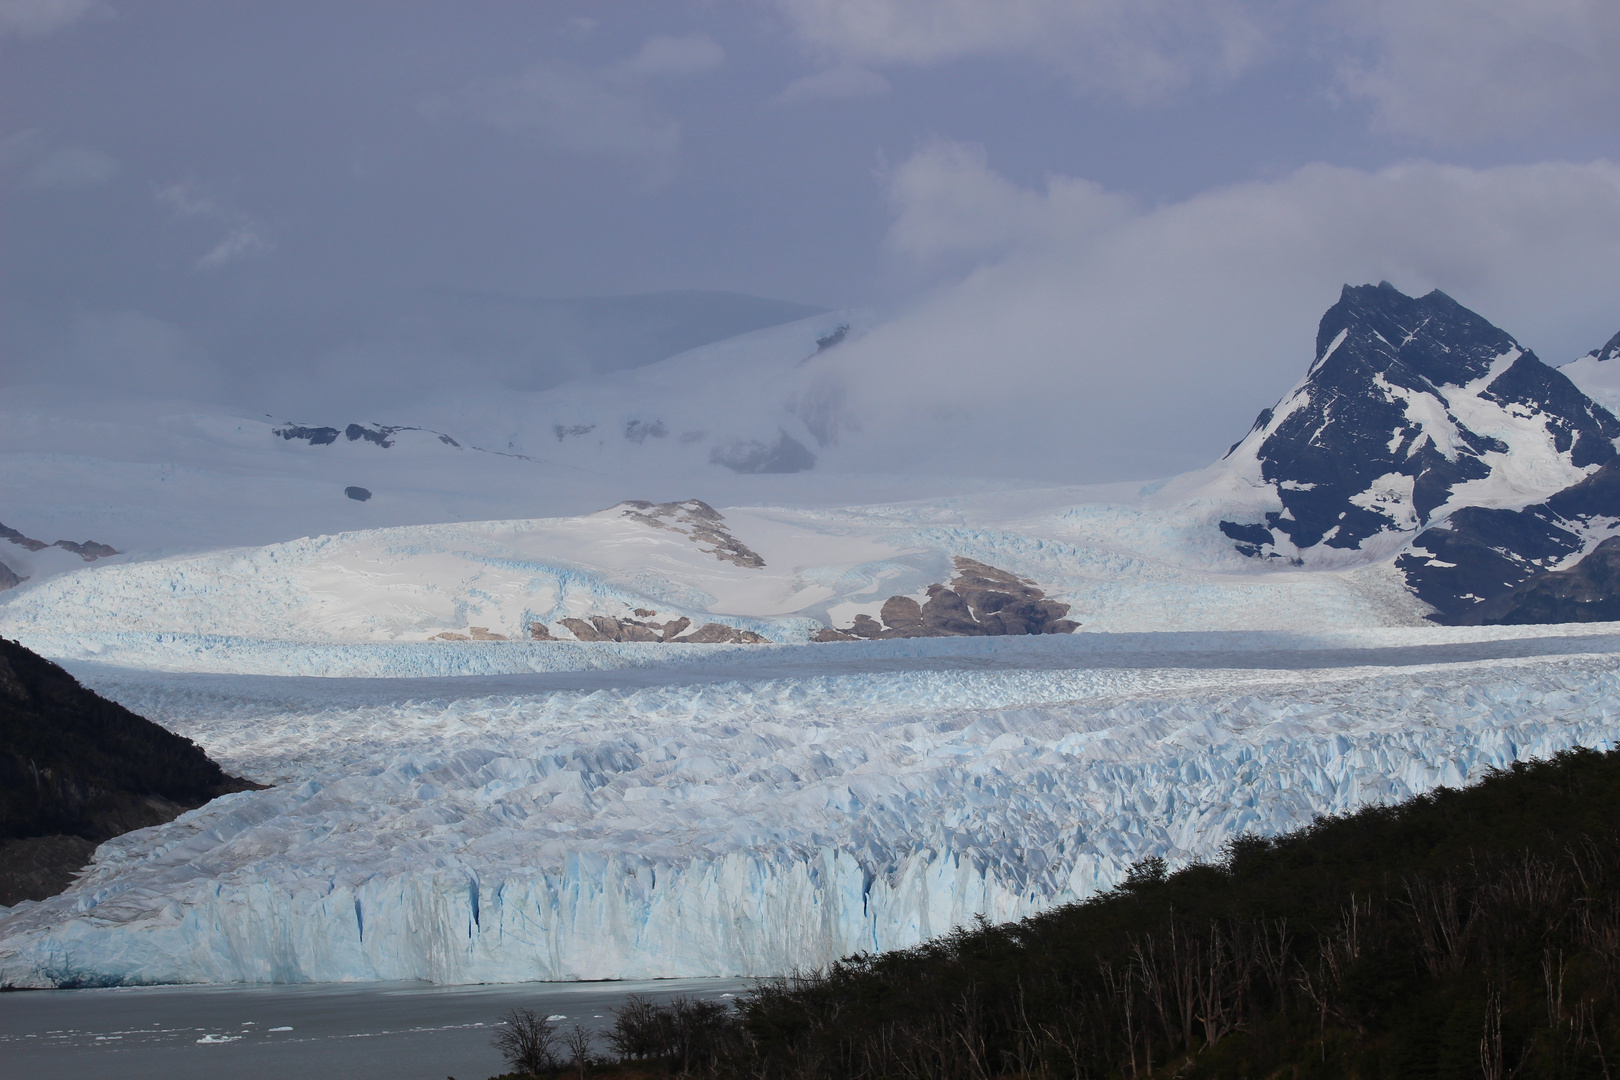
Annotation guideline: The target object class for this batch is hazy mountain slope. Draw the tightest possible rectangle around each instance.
[0,311,878,560]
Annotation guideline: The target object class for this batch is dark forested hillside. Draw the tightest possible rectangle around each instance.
[0,636,253,904]
[723,748,1620,1080]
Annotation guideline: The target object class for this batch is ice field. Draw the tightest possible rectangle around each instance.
[3,626,1619,987]
[5,295,1620,988]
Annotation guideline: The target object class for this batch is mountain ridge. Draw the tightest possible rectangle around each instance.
[1214,282,1620,564]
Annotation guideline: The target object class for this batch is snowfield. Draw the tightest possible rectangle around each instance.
[2,629,1618,987]
[0,489,1431,679]
[3,486,1619,987]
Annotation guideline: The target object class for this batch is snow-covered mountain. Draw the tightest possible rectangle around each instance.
[1561,328,1620,417]
[0,311,895,560]
[1173,283,1620,620]
[1202,282,1619,563]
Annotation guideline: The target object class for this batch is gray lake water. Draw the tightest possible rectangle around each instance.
[0,977,750,1080]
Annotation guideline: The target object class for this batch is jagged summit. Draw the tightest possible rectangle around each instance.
[1217,283,1620,560]
[1583,328,1620,364]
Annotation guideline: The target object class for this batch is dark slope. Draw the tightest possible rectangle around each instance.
[1400,456,1620,621]
[717,748,1620,1080]
[1581,327,1620,364]
[0,636,254,904]
[1450,534,1620,625]
[1217,283,1619,560]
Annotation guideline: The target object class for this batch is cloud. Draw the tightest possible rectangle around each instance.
[156,181,273,269]
[1331,0,1620,142]
[770,0,1274,102]
[6,309,222,401]
[776,66,892,104]
[423,35,724,186]
[197,224,272,268]
[769,0,1620,142]
[0,132,119,190]
[155,181,220,218]
[615,33,724,77]
[884,140,1130,260]
[809,145,1620,482]
[424,64,681,176]
[26,145,118,188]
[0,0,107,39]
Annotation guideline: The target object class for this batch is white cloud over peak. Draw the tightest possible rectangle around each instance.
[884,140,1129,260]
[811,146,1620,481]
[0,0,107,39]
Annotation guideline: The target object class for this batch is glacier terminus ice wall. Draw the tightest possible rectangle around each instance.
[3,631,1620,987]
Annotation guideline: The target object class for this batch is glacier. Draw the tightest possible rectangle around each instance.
[3,630,1619,987]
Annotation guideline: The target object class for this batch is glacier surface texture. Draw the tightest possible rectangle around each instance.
[2,630,1619,987]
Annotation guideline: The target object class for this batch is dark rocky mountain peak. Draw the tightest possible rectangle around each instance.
[1309,282,1517,388]
[1583,328,1620,364]
[1217,283,1620,559]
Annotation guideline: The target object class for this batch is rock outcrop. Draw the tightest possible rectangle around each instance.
[276,421,460,449]
[0,562,19,592]
[436,612,769,644]
[814,558,1079,641]
[1,521,117,563]
[613,499,766,568]
[554,613,765,644]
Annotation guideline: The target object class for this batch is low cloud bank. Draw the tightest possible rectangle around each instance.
[808,149,1620,482]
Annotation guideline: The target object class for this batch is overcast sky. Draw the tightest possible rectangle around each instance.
[4,0,1620,479]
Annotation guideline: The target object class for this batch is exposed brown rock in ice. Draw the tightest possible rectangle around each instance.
[610,499,765,569]
[551,612,764,644]
[1,520,117,562]
[813,557,1079,641]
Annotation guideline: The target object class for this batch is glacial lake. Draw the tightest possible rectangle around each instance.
[0,977,750,1080]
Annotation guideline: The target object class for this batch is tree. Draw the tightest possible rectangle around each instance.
[562,1023,595,1078]
[491,1007,558,1077]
